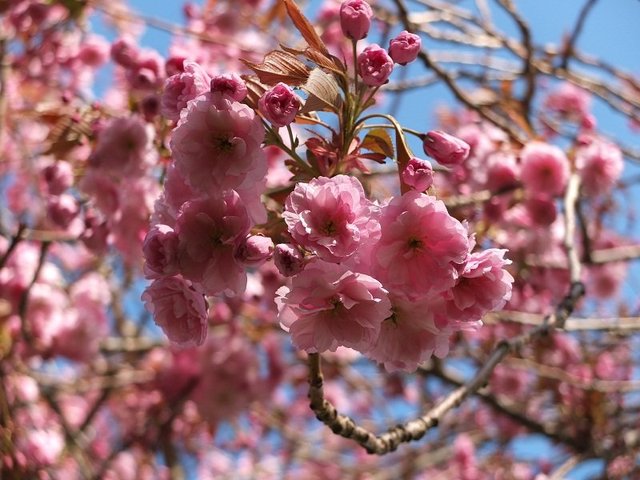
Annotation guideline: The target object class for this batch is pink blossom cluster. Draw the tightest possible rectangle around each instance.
[143,64,270,347]
[276,175,513,371]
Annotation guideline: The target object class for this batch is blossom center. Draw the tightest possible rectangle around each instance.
[322,219,338,236]
[407,236,424,251]
[213,135,234,153]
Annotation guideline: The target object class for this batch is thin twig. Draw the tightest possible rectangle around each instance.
[426,364,587,450]
[0,223,26,270]
[495,0,535,115]
[560,0,599,70]
[548,453,586,480]
[391,0,528,145]
[486,311,640,332]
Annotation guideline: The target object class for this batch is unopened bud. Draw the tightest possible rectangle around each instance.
[340,0,373,40]
[388,31,421,65]
[236,235,275,267]
[423,130,470,166]
[274,243,305,277]
[402,157,434,191]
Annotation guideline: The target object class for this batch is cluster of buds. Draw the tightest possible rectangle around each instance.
[340,0,421,86]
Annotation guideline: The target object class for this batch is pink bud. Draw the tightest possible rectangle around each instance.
[357,44,394,87]
[235,235,275,267]
[140,94,161,122]
[423,130,470,166]
[42,162,73,195]
[142,276,208,348]
[340,0,373,40]
[77,36,110,67]
[524,195,557,226]
[81,209,110,254]
[143,224,180,279]
[210,73,248,103]
[258,83,301,127]
[402,157,433,191]
[110,38,139,68]
[47,194,80,229]
[274,243,305,277]
[388,31,421,65]
[165,56,187,76]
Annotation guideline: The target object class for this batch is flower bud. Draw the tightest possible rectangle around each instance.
[47,194,80,229]
[258,83,301,127]
[274,243,305,277]
[402,157,433,191]
[81,209,110,254]
[388,31,421,65]
[357,44,394,87]
[340,0,373,40]
[235,235,275,267]
[42,162,73,195]
[143,224,180,279]
[210,73,248,103]
[422,130,470,166]
[524,194,557,226]
[110,38,139,68]
[161,60,211,122]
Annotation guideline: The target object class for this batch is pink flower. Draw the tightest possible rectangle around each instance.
[142,276,208,347]
[401,157,433,191]
[576,138,623,196]
[42,161,73,195]
[445,249,513,324]
[170,95,266,194]
[110,37,139,68]
[210,73,248,105]
[274,243,305,277]
[46,194,79,229]
[485,152,519,191]
[191,328,264,427]
[143,224,180,279]
[76,35,110,67]
[520,141,569,196]
[125,50,164,91]
[423,130,470,166]
[544,82,591,120]
[587,262,626,300]
[283,175,380,263]
[88,116,154,175]
[367,296,448,372]
[161,60,211,122]
[373,191,469,300]
[339,0,373,40]
[175,191,250,296]
[357,44,394,86]
[524,194,557,226]
[258,83,301,127]
[81,208,110,254]
[234,235,274,267]
[388,30,421,65]
[276,261,391,353]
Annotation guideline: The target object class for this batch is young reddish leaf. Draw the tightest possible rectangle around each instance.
[241,75,269,110]
[300,68,342,114]
[358,152,387,163]
[260,0,288,29]
[242,50,311,86]
[361,128,394,159]
[282,0,330,56]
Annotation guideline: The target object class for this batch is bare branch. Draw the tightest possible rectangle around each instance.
[560,0,599,69]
